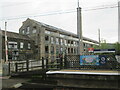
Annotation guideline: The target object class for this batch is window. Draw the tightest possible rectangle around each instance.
[51,46,54,54]
[20,42,24,48]
[56,46,59,54]
[28,43,31,49]
[26,26,30,34]
[60,47,63,53]
[68,48,70,53]
[65,40,67,46]
[22,30,25,34]
[74,48,76,54]
[60,39,63,45]
[60,34,65,37]
[74,41,76,46]
[51,37,54,44]
[33,26,37,33]
[45,46,49,53]
[68,40,71,46]
[45,30,50,34]
[71,48,73,53]
[8,42,17,49]
[56,38,59,44]
[45,36,49,41]
[71,41,73,46]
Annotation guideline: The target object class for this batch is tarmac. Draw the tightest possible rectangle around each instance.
[1,76,29,89]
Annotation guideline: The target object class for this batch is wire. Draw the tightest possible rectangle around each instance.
[0,3,118,21]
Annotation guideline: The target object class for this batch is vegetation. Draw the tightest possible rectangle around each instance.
[92,41,120,55]
[114,42,120,55]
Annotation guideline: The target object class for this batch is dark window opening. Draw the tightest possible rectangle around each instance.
[68,48,70,53]
[71,48,73,53]
[45,36,49,41]
[45,46,49,53]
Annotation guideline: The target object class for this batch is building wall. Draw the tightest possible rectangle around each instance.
[19,19,98,62]
[2,34,35,61]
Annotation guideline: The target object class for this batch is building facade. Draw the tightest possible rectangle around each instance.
[19,18,99,62]
[1,30,35,61]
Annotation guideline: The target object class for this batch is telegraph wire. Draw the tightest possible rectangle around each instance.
[0,3,118,21]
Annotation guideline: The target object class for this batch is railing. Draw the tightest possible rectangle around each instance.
[9,57,63,74]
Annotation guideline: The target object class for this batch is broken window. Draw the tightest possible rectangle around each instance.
[45,46,49,53]
[71,48,73,53]
[68,48,70,53]
[71,41,73,45]
[45,36,49,41]
[33,26,37,33]
[68,40,71,46]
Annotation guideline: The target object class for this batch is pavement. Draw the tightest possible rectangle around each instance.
[2,77,29,89]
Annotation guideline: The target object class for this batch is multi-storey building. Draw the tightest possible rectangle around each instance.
[19,18,99,62]
[1,30,35,61]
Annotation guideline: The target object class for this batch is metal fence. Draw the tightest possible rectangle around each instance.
[8,57,63,74]
[64,54,120,70]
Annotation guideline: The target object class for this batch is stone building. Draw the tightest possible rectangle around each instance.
[1,30,35,61]
[19,18,99,62]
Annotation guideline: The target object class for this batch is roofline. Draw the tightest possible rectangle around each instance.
[28,18,99,44]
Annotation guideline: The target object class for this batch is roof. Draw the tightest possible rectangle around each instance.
[0,30,32,41]
[28,18,99,44]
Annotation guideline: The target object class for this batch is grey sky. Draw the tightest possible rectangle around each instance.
[0,0,119,43]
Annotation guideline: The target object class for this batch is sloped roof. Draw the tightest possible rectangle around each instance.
[28,18,99,44]
[1,30,32,41]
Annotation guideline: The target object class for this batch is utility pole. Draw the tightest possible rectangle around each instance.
[98,29,101,46]
[77,0,84,55]
[5,22,8,63]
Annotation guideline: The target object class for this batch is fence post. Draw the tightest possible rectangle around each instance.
[64,55,67,69]
[15,62,18,72]
[60,57,63,69]
[8,61,10,75]
[46,58,48,70]
[42,57,44,69]
[26,59,29,71]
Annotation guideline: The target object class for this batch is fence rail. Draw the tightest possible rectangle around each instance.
[8,54,120,75]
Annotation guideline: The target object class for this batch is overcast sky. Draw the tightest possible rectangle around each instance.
[0,0,119,43]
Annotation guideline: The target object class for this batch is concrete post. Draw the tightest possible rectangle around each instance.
[77,7,84,55]
[118,1,120,43]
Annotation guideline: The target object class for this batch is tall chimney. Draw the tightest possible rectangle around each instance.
[77,0,84,55]
[118,1,120,43]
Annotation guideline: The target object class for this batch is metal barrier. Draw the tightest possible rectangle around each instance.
[64,54,120,70]
[8,57,63,74]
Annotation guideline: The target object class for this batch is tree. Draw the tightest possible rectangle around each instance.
[114,42,120,55]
